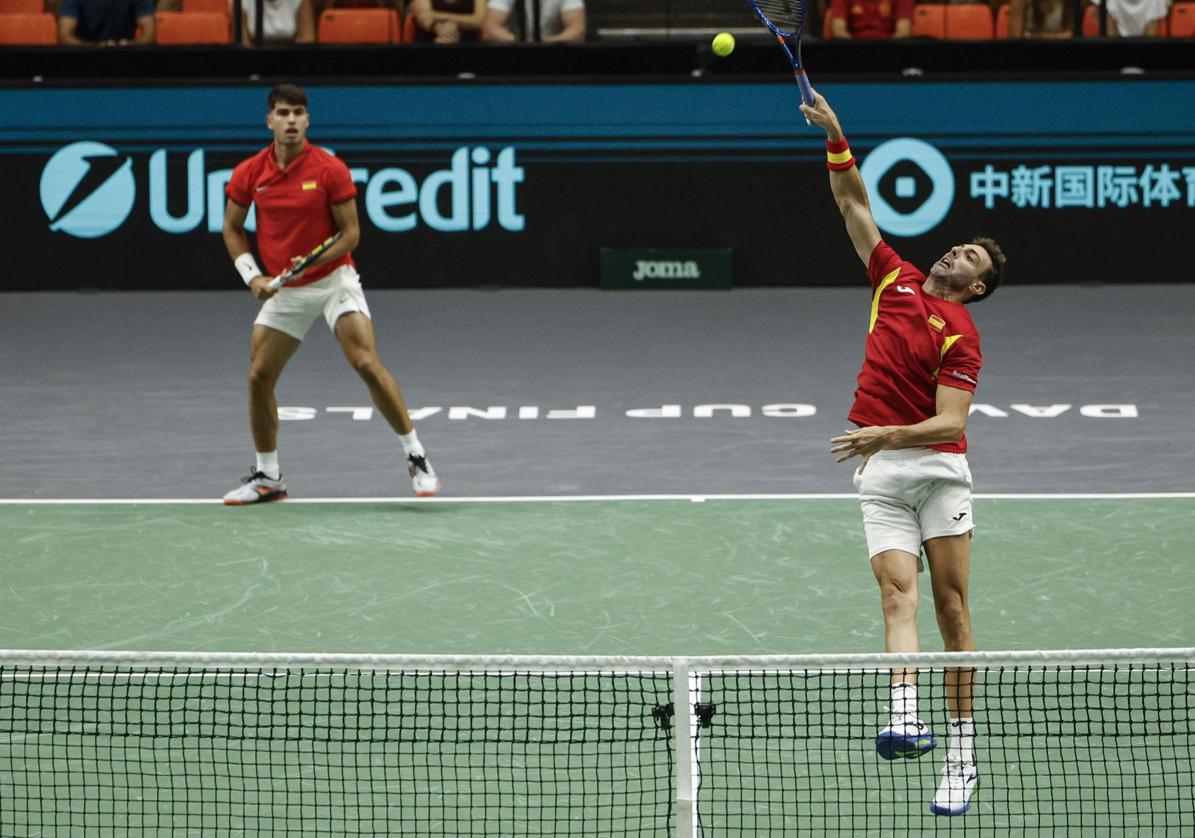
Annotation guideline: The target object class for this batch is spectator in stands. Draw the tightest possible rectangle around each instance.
[409,0,485,43]
[1086,0,1169,35]
[236,0,316,44]
[827,0,913,38]
[1007,0,1075,36]
[58,0,155,45]
[483,0,585,42]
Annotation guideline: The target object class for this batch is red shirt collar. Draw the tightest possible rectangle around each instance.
[267,141,311,174]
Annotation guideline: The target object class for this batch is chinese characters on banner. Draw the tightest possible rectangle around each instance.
[971,164,1195,209]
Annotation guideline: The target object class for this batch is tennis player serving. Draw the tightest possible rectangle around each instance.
[800,90,1004,817]
[221,84,441,504]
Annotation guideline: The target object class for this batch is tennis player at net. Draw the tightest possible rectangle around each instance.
[800,90,1004,817]
[221,84,441,504]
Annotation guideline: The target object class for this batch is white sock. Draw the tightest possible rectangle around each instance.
[948,717,975,763]
[891,683,918,720]
[399,430,423,458]
[255,451,280,481]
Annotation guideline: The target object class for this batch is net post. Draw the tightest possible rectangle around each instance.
[673,660,698,837]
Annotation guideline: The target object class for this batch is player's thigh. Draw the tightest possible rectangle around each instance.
[249,324,301,377]
[871,549,921,593]
[923,533,972,602]
[333,311,380,367]
[324,267,372,340]
[856,457,923,563]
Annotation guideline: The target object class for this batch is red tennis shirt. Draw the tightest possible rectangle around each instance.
[226,142,356,286]
[829,0,914,39]
[848,241,982,454]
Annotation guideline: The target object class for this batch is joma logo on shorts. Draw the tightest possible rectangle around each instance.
[632,260,702,281]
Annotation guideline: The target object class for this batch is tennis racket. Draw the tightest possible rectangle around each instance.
[747,0,816,112]
[267,232,343,290]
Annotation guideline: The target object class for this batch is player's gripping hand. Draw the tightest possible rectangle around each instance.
[285,253,312,281]
[799,90,843,139]
[249,275,279,302]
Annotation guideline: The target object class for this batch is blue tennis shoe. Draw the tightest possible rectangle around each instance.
[875,715,937,760]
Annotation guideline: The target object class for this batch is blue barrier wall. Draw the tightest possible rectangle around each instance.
[5,80,1194,289]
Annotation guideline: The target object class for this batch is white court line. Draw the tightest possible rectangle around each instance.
[0,493,1192,505]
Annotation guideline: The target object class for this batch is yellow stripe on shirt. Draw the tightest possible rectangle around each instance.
[868,268,901,334]
[932,334,964,379]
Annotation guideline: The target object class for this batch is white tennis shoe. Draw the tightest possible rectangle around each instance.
[930,755,979,816]
[875,714,937,760]
[223,470,287,505]
[407,454,441,497]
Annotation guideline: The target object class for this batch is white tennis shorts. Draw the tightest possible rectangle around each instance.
[852,448,974,564]
[254,265,371,342]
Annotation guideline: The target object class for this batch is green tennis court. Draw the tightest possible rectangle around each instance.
[2,496,1192,835]
[3,496,1191,654]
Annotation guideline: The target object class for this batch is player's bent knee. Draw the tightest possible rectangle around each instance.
[880,584,918,620]
[349,354,383,382]
[936,598,972,636]
[247,365,279,390]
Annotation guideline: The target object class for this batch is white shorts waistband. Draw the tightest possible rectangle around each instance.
[870,448,965,461]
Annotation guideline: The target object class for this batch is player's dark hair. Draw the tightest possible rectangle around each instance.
[967,236,1004,304]
[267,84,308,111]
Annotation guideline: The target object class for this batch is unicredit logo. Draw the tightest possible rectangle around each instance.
[40,142,136,239]
[38,143,525,239]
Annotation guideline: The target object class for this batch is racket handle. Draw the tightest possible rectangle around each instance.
[267,274,285,291]
[794,70,815,125]
[794,69,815,107]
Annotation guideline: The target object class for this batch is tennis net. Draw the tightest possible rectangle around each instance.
[0,648,1191,835]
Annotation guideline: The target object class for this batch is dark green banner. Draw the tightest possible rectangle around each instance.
[599,248,732,290]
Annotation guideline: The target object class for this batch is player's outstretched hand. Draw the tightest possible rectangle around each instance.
[799,89,842,138]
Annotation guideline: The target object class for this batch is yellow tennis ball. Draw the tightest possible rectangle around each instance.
[712,32,735,57]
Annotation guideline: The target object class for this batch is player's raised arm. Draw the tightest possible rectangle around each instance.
[800,90,881,268]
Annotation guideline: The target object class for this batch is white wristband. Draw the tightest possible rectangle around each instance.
[234,253,263,286]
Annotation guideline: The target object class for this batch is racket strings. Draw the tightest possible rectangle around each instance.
[752,0,806,34]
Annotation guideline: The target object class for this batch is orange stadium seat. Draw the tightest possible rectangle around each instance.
[912,3,946,38]
[317,8,399,43]
[1169,2,1195,36]
[0,0,43,13]
[182,0,230,17]
[995,2,1009,37]
[155,11,230,44]
[945,3,994,38]
[0,11,55,43]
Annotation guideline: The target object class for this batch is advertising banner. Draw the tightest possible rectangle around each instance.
[3,81,1193,290]
[599,248,732,289]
